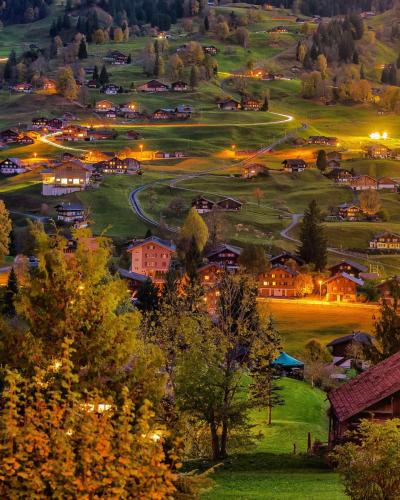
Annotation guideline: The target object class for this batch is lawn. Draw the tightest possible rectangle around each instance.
[200,378,346,499]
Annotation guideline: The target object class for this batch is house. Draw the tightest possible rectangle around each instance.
[95,100,115,113]
[326,168,353,183]
[104,50,129,65]
[32,117,50,129]
[258,264,299,298]
[175,104,193,117]
[137,80,169,92]
[369,231,400,250]
[119,102,138,115]
[282,159,307,172]
[325,272,364,302]
[11,82,32,94]
[377,277,400,305]
[105,110,117,119]
[337,203,362,221]
[94,157,140,174]
[118,268,148,296]
[171,81,189,92]
[328,351,400,445]
[242,163,266,179]
[47,118,63,131]
[42,79,56,92]
[58,125,87,141]
[55,202,86,223]
[198,262,224,313]
[0,158,27,175]
[152,109,176,120]
[41,161,91,196]
[203,45,218,55]
[127,236,176,281]
[308,136,338,146]
[328,260,368,278]
[101,84,120,95]
[378,177,398,191]
[269,252,304,269]
[217,98,241,111]
[216,197,242,211]
[0,129,20,144]
[327,332,373,365]
[349,175,378,191]
[241,97,263,111]
[205,243,242,270]
[87,128,117,141]
[192,196,215,213]
[364,143,391,159]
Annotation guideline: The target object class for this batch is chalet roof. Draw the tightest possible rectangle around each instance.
[54,161,89,178]
[371,231,400,240]
[216,197,242,206]
[141,79,169,88]
[325,272,364,286]
[127,236,176,252]
[328,259,368,272]
[328,350,400,422]
[327,332,373,348]
[326,168,353,178]
[282,158,306,166]
[55,202,84,212]
[205,243,243,258]
[193,195,214,204]
[270,263,299,276]
[118,268,148,282]
[172,80,188,86]
[270,252,305,266]
[0,157,23,167]
[378,176,397,184]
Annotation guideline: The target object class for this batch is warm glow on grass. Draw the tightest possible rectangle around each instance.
[369,132,388,140]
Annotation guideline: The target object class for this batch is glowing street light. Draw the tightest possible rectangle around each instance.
[318,280,323,301]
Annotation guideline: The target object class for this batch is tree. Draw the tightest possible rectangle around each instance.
[298,200,327,271]
[316,149,327,172]
[294,273,314,297]
[252,187,264,207]
[204,15,209,31]
[99,65,109,85]
[238,243,269,276]
[303,338,332,388]
[189,65,200,90]
[3,267,18,316]
[215,21,229,41]
[93,29,105,44]
[136,278,159,312]
[204,207,227,248]
[180,207,209,252]
[261,94,269,111]
[359,190,381,215]
[56,66,78,101]
[169,53,184,80]
[333,419,400,500]
[317,54,328,79]
[114,27,123,42]
[78,38,88,59]
[235,27,250,48]
[0,200,11,265]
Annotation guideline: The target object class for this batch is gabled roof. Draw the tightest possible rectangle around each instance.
[269,252,305,266]
[216,197,242,206]
[273,352,304,368]
[326,272,364,286]
[55,202,84,211]
[127,236,176,252]
[141,79,169,88]
[328,350,400,422]
[205,243,243,258]
[270,263,299,276]
[372,231,400,239]
[328,259,368,273]
[118,268,148,282]
[327,332,373,348]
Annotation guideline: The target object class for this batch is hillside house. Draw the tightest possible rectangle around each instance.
[242,163,266,178]
[369,231,400,250]
[171,81,189,92]
[217,98,241,111]
[104,50,129,65]
[269,252,304,270]
[198,262,224,313]
[378,177,398,190]
[192,196,215,213]
[328,260,368,278]
[105,110,117,119]
[325,273,364,302]
[203,45,218,55]
[308,136,338,146]
[152,109,176,120]
[55,202,86,223]
[41,162,91,196]
[328,351,400,445]
[0,158,27,175]
[101,84,120,95]
[258,265,299,298]
[365,143,391,159]
[241,97,263,111]
[349,175,378,191]
[127,236,176,281]
[0,129,20,144]
[95,100,115,113]
[11,82,32,94]
[216,197,242,211]
[32,117,50,129]
[119,102,139,117]
[205,243,242,270]
[282,159,307,172]
[137,80,169,92]
[326,168,353,183]
[377,277,400,305]
[337,203,362,221]
[87,128,117,141]
[94,157,140,174]
[327,332,373,365]
[58,125,87,141]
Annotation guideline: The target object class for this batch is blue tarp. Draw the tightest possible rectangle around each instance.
[272,351,304,368]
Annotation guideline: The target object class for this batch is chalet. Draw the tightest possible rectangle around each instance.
[327,332,373,362]
[217,98,241,111]
[105,110,117,119]
[0,158,27,175]
[175,104,193,116]
[326,168,353,183]
[87,128,117,141]
[87,80,98,89]
[258,265,299,298]
[55,202,86,223]
[127,236,176,281]
[0,129,20,144]
[203,45,218,55]
[378,177,398,191]
[308,136,338,146]
[282,159,307,172]
[192,196,215,213]
[104,50,129,65]
[41,161,91,196]
[325,272,364,302]
[198,262,224,313]
[241,97,263,111]
[152,109,176,120]
[269,252,304,270]
[101,84,120,95]
[349,175,378,191]
[119,102,137,115]
[94,157,140,174]
[11,82,32,94]
[369,231,400,250]
[216,197,242,211]
[337,203,362,221]
[171,81,189,92]
[58,125,87,141]
[95,100,115,113]
[137,80,169,92]
[42,79,56,92]
[377,277,400,305]
[328,260,368,278]
[32,117,49,129]
[205,243,242,270]
[364,143,391,159]
[242,163,266,179]
[328,351,400,445]
[47,118,63,130]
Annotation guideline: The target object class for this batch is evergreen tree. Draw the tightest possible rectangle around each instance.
[204,15,209,31]
[136,278,159,312]
[99,64,109,85]
[3,49,17,82]
[78,39,88,60]
[297,199,327,271]
[3,267,18,316]
[261,94,269,111]
[316,149,327,172]
[93,65,99,82]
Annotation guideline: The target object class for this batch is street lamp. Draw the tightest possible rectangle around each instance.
[318,280,323,301]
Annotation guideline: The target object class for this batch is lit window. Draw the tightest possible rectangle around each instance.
[205,275,210,281]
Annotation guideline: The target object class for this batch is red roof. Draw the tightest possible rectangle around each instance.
[329,351,400,422]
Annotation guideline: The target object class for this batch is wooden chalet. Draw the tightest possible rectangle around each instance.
[217,98,241,111]
[378,177,398,191]
[11,82,32,94]
[104,50,129,65]
[242,163,266,179]
[192,196,215,213]
[118,268,148,296]
[205,243,242,270]
[327,332,373,359]
[328,259,368,278]
[326,168,353,183]
[171,81,189,92]
[203,45,218,55]
[137,80,169,92]
[198,262,224,313]
[349,175,378,191]
[269,252,304,270]
[58,125,87,142]
[87,128,117,141]
[216,197,242,211]
[258,264,299,298]
[0,129,33,145]
[152,109,176,120]
[241,97,263,111]
[328,351,400,445]
[364,143,391,159]
[101,84,120,95]
[282,159,307,172]
[369,231,400,250]
[0,158,27,175]
[94,157,140,174]
[325,273,364,303]
[95,100,115,113]
[377,277,400,305]
[55,202,86,223]
[308,136,338,146]
[337,203,362,221]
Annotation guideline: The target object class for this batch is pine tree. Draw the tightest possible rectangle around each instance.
[78,39,88,60]
[93,65,99,82]
[3,49,17,82]
[261,94,269,111]
[136,278,159,312]
[99,64,109,85]
[204,15,209,31]
[3,267,18,316]
[297,200,327,271]
[316,149,327,172]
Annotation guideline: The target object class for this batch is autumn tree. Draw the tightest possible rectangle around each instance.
[204,207,227,248]
[3,267,18,316]
[180,207,209,252]
[294,273,314,297]
[215,21,229,41]
[169,53,184,80]
[0,200,11,264]
[359,189,381,215]
[114,27,123,43]
[298,200,327,271]
[93,28,105,44]
[236,27,250,48]
[56,66,78,101]
[317,54,328,79]
[190,65,200,89]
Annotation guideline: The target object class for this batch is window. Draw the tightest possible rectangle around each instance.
[263,281,268,286]
[272,281,276,286]
[271,274,275,278]
[205,275,210,281]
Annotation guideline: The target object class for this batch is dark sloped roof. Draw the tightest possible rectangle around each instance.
[327,332,373,348]
[328,350,400,422]
[205,243,243,258]
[127,236,176,252]
[118,268,148,282]
[328,259,368,273]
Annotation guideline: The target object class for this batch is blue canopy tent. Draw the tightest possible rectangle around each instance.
[272,352,304,379]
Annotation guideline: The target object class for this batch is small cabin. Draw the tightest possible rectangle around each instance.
[216,197,242,211]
